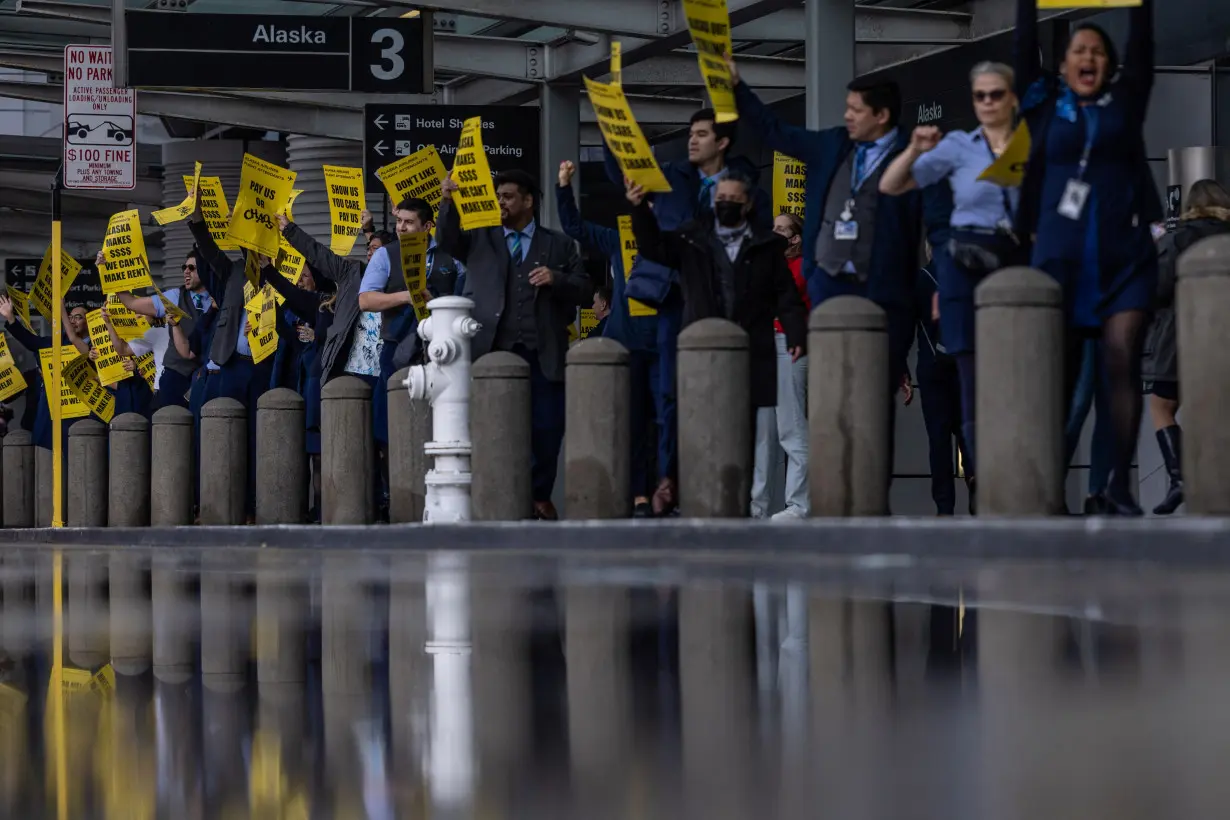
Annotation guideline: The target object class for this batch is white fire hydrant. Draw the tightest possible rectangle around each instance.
[404,296,482,524]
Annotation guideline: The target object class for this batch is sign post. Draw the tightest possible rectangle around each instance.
[63,45,136,191]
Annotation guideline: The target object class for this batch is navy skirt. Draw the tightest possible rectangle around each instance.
[304,374,322,455]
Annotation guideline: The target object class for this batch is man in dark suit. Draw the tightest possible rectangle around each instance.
[437,168,591,520]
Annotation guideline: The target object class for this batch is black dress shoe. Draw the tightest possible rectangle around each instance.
[1083,494,1109,515]
[632,501,654,518]
[1103,490,1144,517]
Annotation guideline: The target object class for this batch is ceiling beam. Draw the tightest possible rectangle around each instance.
[734,6,971,43]
[612,51,803,88]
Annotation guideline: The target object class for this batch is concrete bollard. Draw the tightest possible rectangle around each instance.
[387,366,432,523]
[471,352,531,521]
[808,297,890,517]
[2,430,35,528]
[200,398,247,526]
[67,419,108,527]
[35,446,52,527]
[975,268,1065,515]
[321,376,374,525]
[109,413,150,527]
[677,319,751,518]
[564,338,631,519]
[1177,234,1230,514]
[256,388,306,525]
[151,406,194,526]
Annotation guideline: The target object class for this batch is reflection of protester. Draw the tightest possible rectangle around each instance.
[1143,180,1230,515]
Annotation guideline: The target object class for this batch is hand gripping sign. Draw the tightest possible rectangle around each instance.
[322,165,366,257]
[451,117,503,230]
[153,161,202,226]
[188,175,237,251]
[376,146,447,222]
[583,76,673,193]
[682,0,738,123]
[226,154,298,259]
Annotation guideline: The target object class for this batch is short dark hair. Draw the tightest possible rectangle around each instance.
[395,197,434,225]
[1068,22,1119,79]
[372,230,397,248]
[690,108,737,152]
[846,78,902,128]
[717,169,755,198]
[493,169,539,204]
[596,285,612,304]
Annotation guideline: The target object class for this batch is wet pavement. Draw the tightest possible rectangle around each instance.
[2,539,1230,818]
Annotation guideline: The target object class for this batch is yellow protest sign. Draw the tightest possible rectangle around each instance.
[610,40,622,86]
[246,284,279,365]
[63,354,115,424]
[773,152,806,218]
[616,215,656,317]
[452,117,503,230]
[977,121,1031,188]
[100,210,154,294]
[188,175,237,251]
[247,322,278,365]
[258,285,276,337]
[322,165,365,257]
[152,161,201,226]
[6,287,34,332]
[244,250,262,290]
[398,232,431,321]
[579,308,600,339]
[682,0,737,122]
[583,77,673,193]
[376,146,447,220]
[0,333,26,402]
[272,188,307,303]
[136,352,156,390]
[152,286,189,326]
[103,294,151,342]
[1039,0,1137,5]
[226,154,297,259]
[31,244,81,321]
[86,309,130,387]
[39,346,89,420]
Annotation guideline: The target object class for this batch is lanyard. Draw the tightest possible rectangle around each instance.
[980,131,1016,224]
[1076,106,1098,183]
[850,142,889,200]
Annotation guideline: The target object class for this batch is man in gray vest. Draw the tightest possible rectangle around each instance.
[437,169,591,520]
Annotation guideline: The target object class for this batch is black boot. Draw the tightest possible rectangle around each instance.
[961,422,976,516]
[1104,470,1144,516]
[1152,425,1184,515]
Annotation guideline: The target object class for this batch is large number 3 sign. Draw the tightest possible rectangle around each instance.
[351,17,428,92]
[369,27,405,81]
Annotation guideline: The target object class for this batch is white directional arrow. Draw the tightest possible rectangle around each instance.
[373,114,387,130]
[373,140,388,157]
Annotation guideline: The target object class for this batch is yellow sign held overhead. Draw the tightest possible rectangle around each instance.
[30,245,81,321]
[322,165,366,257]
[610,40,622,86]
[682,0,737,122]
[616,215,656,317]
[398,232,431,321]
[188,175,237,251]
[0,333,26,402]
[376,146,448,220]
[63,354,116,424]
[451,117,503,230]
[152,161,201,226]
[39,347,89,420]
[583,77,673,193]
[5,287,34,332]
[977,121,1031,188]
[85,309,130,387]
[99,210,154,294]
[773,152,806,218]
[226,153,297,259]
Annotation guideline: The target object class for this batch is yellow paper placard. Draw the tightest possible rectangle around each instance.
[682,0,737,123]
[977,121,1031,188]
[30,245,81,321]
[63,353,115,424]
[1038,0,1138,6]
[616,215,656,317]
[247,323,278,365]
[583,77,673,193]
[100,210,154,294]
[322,165,366,257]
[773,152,806,218]
[103,294,151,342]
[86,309,130,387]
[610,40,622,86]
[398,232,431,321]
[152,286,189,326]
[0,333,27,402]
[6,287,34,332]
[579,308,599,339]
[152,161,202,226]
[452,117,503,230]
[244,250,262,290]
[136,351,156,390]
[376,146,447,220]
[226,154,297,259]
[188,175,237,251]
[273,188,307,305]
[39,346,90,420]
[258,284,276,337]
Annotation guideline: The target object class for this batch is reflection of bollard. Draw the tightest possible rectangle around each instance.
[470,352,531,521]
[68,419,108,527]
[322,376,374,525]
[110,553,150,676]
[201,556,249,691]
[404,296,482,523]
[677,319,751,518]
[388,367,432,523]
[109,413,150,526]
[565,338,631,519]
[2,430,35,528]
[976,268,1064,515]
[151,406,194,526]
[152,556,195,683]
[808,297,890,516]
[256,553,307,684]
[68,553,109,668]
[256,389,306,525]
[200,398,247,525]
[1177,234,1230,513]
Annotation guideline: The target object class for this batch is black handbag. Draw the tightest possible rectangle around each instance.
[947,230,1021,274]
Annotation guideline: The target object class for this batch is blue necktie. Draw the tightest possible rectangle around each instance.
[699,178,716,209]
[509,232,523,264]
[853,142,871,190]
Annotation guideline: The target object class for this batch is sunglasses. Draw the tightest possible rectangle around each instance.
[182,263,196,272]
[973,89,1008,103]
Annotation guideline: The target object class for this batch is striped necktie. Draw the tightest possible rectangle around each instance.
[509,231,523,264]
[853,142,872,189]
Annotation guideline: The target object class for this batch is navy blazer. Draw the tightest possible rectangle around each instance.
[733,81,923,312]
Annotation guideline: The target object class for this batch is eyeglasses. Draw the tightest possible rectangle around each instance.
[182,264,196,272]
[973,89,1008,103]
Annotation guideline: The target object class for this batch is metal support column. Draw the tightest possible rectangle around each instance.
[806,0,855,130]
[539,83,580,229]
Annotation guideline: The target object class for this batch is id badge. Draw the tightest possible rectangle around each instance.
[1058,179,1091,221]
[834,220,859,241]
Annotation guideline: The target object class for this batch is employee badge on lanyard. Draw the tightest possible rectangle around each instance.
[835,199,859,240]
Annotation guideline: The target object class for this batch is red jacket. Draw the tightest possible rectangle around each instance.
[775,255,810,334]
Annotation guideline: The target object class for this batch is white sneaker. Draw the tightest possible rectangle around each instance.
[770,507,806,522]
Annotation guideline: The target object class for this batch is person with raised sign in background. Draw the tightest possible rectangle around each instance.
[0,296,87,452]
[625,171,808,509]
[1014,0,1158,515]
[879,61,1025,511]
[96,302,155,418]
[557,158,664,518]
[439,167,591,521]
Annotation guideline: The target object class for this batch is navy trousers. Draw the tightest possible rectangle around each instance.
[154,368,193,411]
[918,353,964,515]
[511,346,565,504]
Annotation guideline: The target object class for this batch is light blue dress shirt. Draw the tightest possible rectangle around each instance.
[911,128,1021,231]
[839,127,899,274]
[357,245,393,294]
[504,220,536,264]
[150,286,210,319]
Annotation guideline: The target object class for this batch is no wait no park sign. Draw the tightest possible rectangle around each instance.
[63,45,137,190]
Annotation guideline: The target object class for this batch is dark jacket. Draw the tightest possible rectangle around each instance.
[280,222,365,382]
[188,219,249,369]
[734,81,923,312]
[602,145,772,308]
[629,202,807,408]
[436,198,590,383]
[1143,210,1230,383]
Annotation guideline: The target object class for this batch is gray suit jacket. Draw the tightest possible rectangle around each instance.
[189,219,248,368]
[281,223,365,382]
[436,199,590,382]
